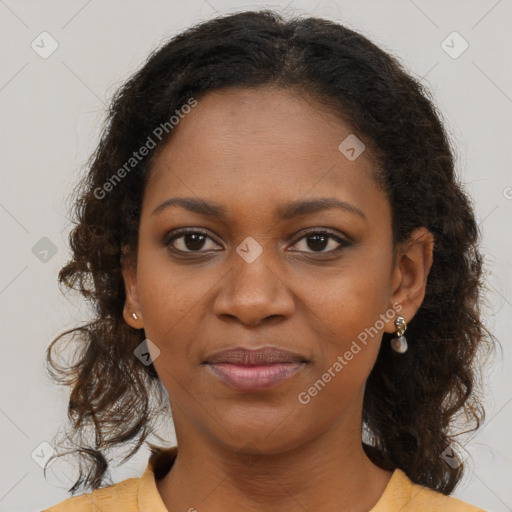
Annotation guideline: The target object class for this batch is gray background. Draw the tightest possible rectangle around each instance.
[0,1,510,511]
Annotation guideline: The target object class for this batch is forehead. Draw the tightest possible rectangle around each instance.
[143,87,386,221]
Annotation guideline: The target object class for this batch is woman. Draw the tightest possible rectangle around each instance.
[43,9,493,512]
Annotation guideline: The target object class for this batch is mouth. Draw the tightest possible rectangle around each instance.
[204,346,308,392]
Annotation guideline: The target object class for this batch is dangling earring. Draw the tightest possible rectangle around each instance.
[132,312,138,320]
[390,315,408,353]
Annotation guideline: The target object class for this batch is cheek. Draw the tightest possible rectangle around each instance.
[135,237,212,321]
[294,261,391,390]
[134,251,206,369]
[294,287,387,418]
[297,259,391,342]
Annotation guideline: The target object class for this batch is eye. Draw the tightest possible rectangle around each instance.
[163,228,221,253]
[289,229,349,254]
[163,228,350,256]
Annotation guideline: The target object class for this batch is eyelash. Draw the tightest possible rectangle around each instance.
[162,227,350,256]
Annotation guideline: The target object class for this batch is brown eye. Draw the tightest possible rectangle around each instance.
[289,230,349,254]
[164,229,221,253]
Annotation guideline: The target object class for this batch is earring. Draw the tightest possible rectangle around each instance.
[132,312,138,320]
[390,315,408,353]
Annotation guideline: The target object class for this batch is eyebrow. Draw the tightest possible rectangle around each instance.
[151,196,366,220]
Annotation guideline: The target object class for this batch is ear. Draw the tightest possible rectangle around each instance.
[384,226,434,333]
[121,245,143,329]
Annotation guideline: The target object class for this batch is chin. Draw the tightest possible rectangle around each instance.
[207,411,314,456]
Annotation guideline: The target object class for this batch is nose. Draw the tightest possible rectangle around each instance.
[212,246,295,327]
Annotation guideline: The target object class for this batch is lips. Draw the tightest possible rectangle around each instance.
[206,346,306,365]
[204,346,307,392]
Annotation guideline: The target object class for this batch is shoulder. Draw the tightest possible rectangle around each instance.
[42,445,177,512]
[379,469,487,512]
[408,485,486,512]
[42,476,141,512]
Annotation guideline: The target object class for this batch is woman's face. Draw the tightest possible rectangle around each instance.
[123,86,430,454]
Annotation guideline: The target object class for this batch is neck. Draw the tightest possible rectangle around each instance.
[156,402,393,512]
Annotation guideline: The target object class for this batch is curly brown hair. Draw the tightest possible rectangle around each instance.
[45,9,495,496]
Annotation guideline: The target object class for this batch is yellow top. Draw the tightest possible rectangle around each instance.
[43,447,486,512]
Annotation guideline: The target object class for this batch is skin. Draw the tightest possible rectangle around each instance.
[122,86,434,512]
